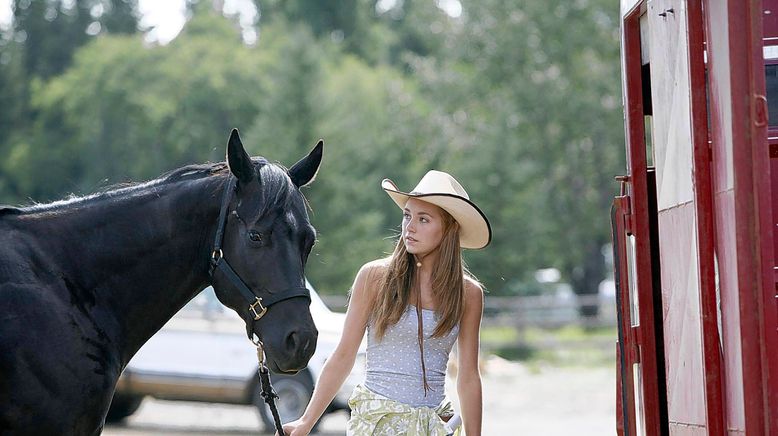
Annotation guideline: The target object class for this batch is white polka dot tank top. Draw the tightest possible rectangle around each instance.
[364,305,459,408]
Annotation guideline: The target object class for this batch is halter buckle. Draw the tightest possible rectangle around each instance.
[249,297,267,321]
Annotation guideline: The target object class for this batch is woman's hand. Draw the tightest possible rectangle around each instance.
[278,418,313,436]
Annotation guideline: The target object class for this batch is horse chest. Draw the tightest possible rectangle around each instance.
[0,282,120,435]
[1,344,116,435]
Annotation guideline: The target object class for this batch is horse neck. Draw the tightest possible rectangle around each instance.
[21,175,227,363]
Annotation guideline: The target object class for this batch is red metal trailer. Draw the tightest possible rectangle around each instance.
[613,0,778,434]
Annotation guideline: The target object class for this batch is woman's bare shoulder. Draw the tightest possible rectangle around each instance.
[463,275,484,304]
[361,257,390,271]
[358,258,389,279]
[349,259,389,309]
[350,258,388,291]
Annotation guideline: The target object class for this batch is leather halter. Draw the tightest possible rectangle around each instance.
[209,176,311,340]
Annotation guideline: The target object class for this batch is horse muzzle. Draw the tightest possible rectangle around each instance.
[262,326,318,373]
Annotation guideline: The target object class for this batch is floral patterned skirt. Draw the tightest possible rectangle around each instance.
[347,384,461,436]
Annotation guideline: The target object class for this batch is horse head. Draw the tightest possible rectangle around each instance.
[211,129,321,374]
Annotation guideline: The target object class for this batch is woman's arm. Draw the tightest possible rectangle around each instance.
[456,278,484,436]
[281,261,380,436]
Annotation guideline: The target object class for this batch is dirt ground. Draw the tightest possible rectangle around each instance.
[103,356,616,435]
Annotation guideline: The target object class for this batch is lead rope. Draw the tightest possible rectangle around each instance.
[254,341,286,436]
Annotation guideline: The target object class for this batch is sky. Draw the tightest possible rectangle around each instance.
[0,0,257,44]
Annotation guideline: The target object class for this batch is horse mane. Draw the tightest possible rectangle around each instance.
[255,161,301,214]
[6,158,298,217]
[0,206,22,216]
[10,162,231,215]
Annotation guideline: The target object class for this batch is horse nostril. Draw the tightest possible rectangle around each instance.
[286,331,299,352]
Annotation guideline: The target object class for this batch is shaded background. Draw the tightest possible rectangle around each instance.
[0,0,623,433]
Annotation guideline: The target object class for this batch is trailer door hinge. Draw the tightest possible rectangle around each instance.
[614,175,635,235]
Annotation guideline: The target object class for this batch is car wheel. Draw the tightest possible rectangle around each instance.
[253,370,321,433]
[105,394,143,423]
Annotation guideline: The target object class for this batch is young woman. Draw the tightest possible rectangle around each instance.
[281,170,491,436]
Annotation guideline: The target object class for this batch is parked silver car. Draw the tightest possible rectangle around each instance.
[107,282,364,432]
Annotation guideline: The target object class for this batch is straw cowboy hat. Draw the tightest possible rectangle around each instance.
[382,170,492,249]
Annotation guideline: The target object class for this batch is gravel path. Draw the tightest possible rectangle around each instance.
[478,357,616,435]
[104,356,616,435]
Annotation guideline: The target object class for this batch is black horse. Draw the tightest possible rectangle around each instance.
[0,129,322,435]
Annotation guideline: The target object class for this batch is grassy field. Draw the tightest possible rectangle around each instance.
[480,324,617,368]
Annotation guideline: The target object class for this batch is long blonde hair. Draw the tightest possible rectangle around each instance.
[371,210,467,339]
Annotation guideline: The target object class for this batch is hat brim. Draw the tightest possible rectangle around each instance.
[382,178,492,249]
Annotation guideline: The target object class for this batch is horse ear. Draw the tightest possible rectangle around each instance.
[226,129,256,184]
[289,139,323,188]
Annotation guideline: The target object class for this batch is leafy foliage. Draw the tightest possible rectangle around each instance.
[0,0,624,310]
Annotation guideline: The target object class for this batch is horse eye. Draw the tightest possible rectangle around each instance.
[248,231,263,243]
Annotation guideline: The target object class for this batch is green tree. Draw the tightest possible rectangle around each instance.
[0,0,140,202]
[100,0,140,34]
[422,0,624,315]
[245,21,322,165]
[235,20,452,294]
[12,0,139,79]
[254,0,400,64]
[303,53,453,293]
[375,0,452,67]
[4,8,264,200]
[0,0,626,314]
[0,34,26,182]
